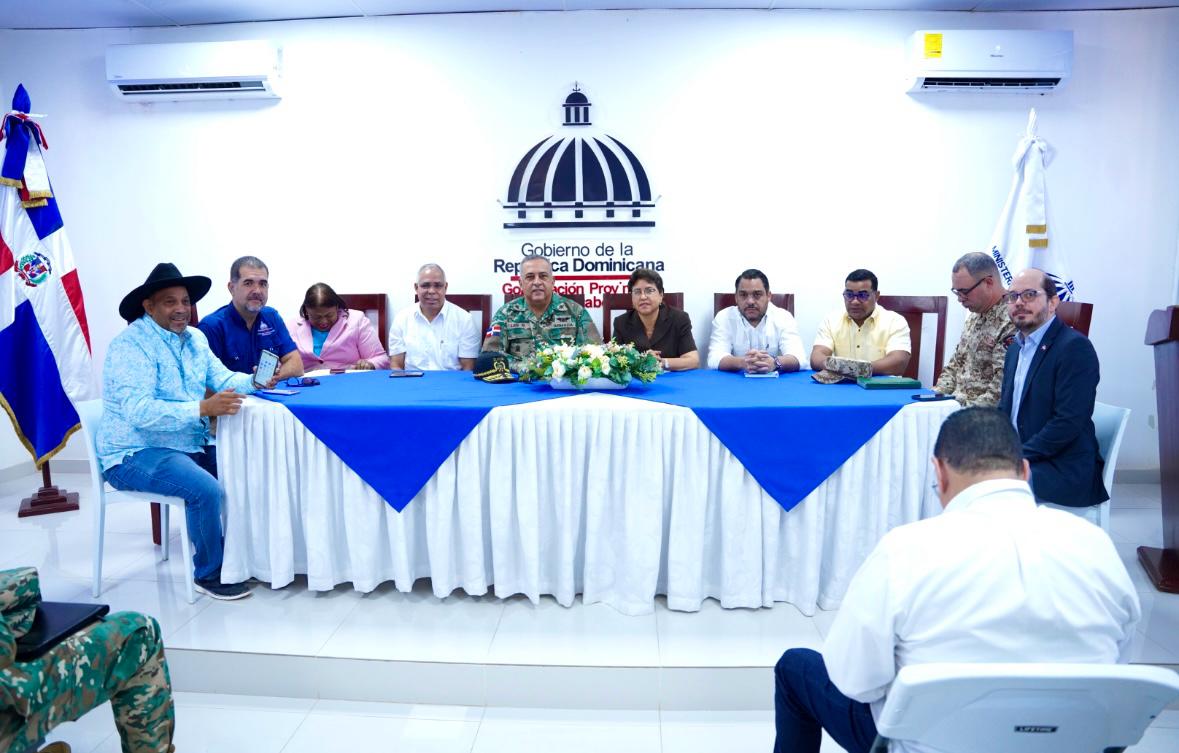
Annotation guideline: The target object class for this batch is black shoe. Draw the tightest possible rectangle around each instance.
[195,579,252,601]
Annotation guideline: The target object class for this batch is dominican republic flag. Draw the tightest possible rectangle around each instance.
[988,108,1076,302]
[0,84,95,466]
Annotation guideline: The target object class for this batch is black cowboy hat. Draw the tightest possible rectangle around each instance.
[119,262,212,323]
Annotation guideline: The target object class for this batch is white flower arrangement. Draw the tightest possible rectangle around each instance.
[521,341,662,387]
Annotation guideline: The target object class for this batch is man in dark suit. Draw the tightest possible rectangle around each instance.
[998,268,1107,521]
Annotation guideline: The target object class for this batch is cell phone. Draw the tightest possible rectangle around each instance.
[257,388,298,396]
[912,393,954,401]
[388,370,425,378]
[254,349,280,387]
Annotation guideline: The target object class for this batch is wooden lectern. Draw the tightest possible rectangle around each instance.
[1139,306,1179,593]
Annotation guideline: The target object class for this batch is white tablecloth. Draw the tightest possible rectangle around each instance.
[219,393,956,615]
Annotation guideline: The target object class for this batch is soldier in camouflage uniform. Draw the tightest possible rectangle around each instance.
[935,252,1017,406]
[483,255,601,371]
[0,568,175,753]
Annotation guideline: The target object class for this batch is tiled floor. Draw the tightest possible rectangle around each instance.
[41,695,1179,753]
[3,472,1179,752]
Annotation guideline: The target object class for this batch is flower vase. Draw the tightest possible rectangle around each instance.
[549,376,627,390]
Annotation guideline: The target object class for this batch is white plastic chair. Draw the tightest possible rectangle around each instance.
[870,662,1179,753]
[76,399,195,604]
[1093,401,1131,532]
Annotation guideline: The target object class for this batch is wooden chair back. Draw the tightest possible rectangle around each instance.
[340,293,390,350]
[1055,301,1093,336]
[876,295,948,383]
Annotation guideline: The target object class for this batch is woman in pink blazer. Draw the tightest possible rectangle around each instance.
[290,283,390,371]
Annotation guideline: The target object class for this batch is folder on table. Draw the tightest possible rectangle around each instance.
[857,376,922,390]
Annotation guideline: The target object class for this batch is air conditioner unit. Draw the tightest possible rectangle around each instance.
[106,40,281,102]
[908,30,1073,94]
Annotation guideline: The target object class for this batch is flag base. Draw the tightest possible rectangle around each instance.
[17,462,79,518]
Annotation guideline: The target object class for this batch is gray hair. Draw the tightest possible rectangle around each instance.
[952,252,1000,281]
[417,263,446,280]
[521,255,553,272]
[230,255,269,282]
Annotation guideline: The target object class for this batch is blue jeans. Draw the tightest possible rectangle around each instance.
[774,648,878,753]
[104,446,225,583]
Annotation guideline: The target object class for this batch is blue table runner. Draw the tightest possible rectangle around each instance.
[255,371,575,511]
[256,370,931,513]
[618,370,929,511]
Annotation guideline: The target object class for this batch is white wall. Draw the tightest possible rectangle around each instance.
[1,8,1175,473]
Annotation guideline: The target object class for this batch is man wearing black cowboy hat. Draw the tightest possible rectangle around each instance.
[97,263,257,600]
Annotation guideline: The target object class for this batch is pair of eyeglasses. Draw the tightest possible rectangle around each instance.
[842,290,872,302]
[1002,289,1043,304]
[631,287,660,298]
[950,275,991,298]
[286,377,320,387]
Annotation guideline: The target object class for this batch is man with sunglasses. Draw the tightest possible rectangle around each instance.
[810,269,910,376]
[933,252,1016,405]
[997,268,1108,522]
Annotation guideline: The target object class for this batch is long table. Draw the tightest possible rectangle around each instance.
[217,372,956,615]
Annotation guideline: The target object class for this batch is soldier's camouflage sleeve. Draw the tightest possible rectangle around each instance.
[1,611,175,753]
[977,315,1017,407]
[934,338,964,396]
[0,568,40,671]
[482,306,507,353]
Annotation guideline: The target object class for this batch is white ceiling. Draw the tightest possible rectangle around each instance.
[0,0,1174,29]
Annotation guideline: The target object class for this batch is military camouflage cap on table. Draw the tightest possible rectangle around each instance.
[812,355,873,385]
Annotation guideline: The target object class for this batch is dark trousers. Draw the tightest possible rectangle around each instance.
[774,648,878,753]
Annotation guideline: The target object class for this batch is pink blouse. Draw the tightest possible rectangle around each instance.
[290,309,389,371]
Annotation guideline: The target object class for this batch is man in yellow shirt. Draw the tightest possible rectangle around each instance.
[810,269,911,376]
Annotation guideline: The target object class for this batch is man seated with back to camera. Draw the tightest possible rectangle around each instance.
[772,407,1139,753]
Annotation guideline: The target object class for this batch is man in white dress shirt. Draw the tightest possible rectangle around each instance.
[707,268,806,373]
[388,263,481,370]
[772,407,1140,753]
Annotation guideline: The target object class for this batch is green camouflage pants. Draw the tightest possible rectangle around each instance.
[0,611,175,753]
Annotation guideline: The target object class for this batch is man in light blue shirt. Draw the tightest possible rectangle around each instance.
[98,263,257,600]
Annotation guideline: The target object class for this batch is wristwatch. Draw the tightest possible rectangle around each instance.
[662,358,669,371]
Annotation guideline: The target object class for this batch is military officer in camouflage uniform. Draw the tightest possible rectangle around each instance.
[0,568,175,753]
[483,255,601,371]
[935,252,1016,406]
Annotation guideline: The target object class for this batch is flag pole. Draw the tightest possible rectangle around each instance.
[17,459,79,517]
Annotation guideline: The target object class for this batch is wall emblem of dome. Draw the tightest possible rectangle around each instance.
[503,86,656,229]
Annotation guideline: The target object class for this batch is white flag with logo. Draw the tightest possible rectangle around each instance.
[988,108,1075,301]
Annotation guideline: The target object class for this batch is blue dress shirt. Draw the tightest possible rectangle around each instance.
[97,316,256,471]
[198,303,297,374]
[1009,314,1056,426]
